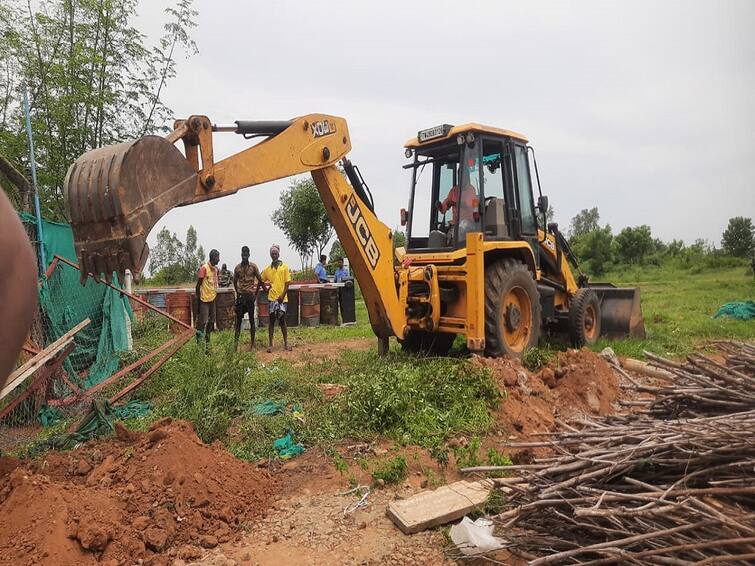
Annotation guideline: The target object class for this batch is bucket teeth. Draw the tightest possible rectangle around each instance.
[64,135,197,284]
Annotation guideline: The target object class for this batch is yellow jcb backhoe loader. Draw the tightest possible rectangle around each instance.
[64,114,644,357]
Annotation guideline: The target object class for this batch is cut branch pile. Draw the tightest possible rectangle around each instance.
[631,340,755,418]
[464,342,755,565]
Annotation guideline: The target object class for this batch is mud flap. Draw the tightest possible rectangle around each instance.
[588,284,646,339]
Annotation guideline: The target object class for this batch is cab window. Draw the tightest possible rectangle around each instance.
[514,144,537,234]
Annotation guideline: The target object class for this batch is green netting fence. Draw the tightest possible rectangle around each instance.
[20,213,133,388]
[0,214,175,431]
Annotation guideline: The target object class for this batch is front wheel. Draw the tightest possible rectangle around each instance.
[568,288,601,347]
[484,260,541,358]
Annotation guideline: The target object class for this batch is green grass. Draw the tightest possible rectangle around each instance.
[282,299,373,343]
[371,455,408,485]
[593,264,754,358]
[123,334,500,462]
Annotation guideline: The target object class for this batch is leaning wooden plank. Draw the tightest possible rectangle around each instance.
[109,329,193,403]
[1,318,90,401]
[0,342,76,420]
[386,480,492,534]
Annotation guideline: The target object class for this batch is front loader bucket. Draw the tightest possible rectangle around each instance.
[64,136,197,282]
[589,284,646,339]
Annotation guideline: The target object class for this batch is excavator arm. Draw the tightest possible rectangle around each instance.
[64,113,407,341]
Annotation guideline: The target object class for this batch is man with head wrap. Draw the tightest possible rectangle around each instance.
[261,244,292,352]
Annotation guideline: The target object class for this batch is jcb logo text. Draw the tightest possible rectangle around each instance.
[346,195,380,269]
[311,120,335,138]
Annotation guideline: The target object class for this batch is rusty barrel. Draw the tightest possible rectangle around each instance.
[146,290,167,310]
[215,289,235,330]
[299,287,320,327]
[129,296,147,322]
[286,288,300,327]
[257,289,269,328]
[166,290,192,334]
[319,286,339,325]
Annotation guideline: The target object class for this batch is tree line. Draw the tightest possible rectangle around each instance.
[567,207,754,275]
[0,0,197,219]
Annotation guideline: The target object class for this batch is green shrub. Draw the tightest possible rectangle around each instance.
[371,455,407,485]
[325,355,499,447]
[522,346,554,371]
[453,437,482,468]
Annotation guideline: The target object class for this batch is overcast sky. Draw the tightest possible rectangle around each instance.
[137,0,754,271]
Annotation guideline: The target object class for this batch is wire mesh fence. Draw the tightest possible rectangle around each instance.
[0,253,193,437]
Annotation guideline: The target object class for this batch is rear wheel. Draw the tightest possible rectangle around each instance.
[484,260,541,358]
[568,288,601,347]
[400,330,456,356]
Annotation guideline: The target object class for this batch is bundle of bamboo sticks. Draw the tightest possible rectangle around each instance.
[462,342,755,564]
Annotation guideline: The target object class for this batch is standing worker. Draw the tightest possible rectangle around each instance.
[314,254,328,283]
[195,249,220,350]
[334,257,351,324]
[219,263,233,287]
[262,244,292,353]
[233,245,264,351]
[334,257,349,283]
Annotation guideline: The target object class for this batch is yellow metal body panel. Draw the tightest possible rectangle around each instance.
[537,229,578,307]
[463,233,485,351]
[174,114,353,203]
[311,167,407,339]
[405,123,528,149]
[395,236,538,351]
[402,240,536,268]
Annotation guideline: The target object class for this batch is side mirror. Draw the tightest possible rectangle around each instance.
[537,195,549,213]
[400,208,408,226]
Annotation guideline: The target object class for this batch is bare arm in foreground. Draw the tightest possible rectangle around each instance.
[0,190,38,386]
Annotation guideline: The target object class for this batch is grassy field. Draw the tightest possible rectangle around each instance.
[592,263,754,358]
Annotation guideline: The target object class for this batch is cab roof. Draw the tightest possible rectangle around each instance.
[404,123,529,149]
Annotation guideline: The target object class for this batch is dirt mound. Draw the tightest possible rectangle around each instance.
[476,349,620,437]
[0,418,275,566]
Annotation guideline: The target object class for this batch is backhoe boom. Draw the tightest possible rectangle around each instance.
[64,113,407,340]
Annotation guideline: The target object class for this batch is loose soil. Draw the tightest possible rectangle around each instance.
[476,348,620,438]
[0,418,274,566]
[0,345,638,565]
[180,446,455,566]
[253,338,373,366]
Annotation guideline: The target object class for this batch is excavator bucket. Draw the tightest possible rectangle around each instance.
[588,284,646,339]
[64,136,197,282]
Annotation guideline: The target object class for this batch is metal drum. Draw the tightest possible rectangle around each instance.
[299,287,320,327]
[319,286,339,325]
[166,290,192,333]
[215,289,235,330]
[146,290,167,310]
[286,288,300,327]
[257,288,269,328]
[340,281,356,323]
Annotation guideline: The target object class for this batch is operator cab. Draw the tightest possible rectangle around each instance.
[402,123,544,252]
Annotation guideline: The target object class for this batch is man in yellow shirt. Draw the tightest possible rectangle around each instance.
[261,244,292,353]
[195,249,220,350]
